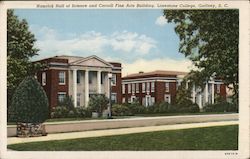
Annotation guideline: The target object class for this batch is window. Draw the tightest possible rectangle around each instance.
[77,93,81,107]
[42,72,46,86]
[151,82,155,92]
[165,82,169,92]
[111,93,117,103]
[217,84,220,93]
[122,97,126,103]
[145,95,151,107]
[142,83,146,93]
[58,92,66,103]
[132,83,135,93]
[122,84,125,94]
[111,74,117,86]
[146,82,150,92]
[59,71,65,85]
[128,84,131,93]
[77,71,81,84]
[136,83,139,93]
[164,94,171,104]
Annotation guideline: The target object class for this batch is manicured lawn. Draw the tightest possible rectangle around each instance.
[8,125,238,151]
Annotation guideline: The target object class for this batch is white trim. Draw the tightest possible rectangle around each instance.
[122,77,176,83]
[151,82,155,92]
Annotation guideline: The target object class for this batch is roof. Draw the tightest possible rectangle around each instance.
[123,70,188,79]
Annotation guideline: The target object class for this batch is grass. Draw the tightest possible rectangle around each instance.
[8,125,238,151]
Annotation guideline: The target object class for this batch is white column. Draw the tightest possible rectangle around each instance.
[192,84,196,103]
[198,94,202,109]
[211,82,215,104]
[73,69,77,107]
[97,70,101,94]
[85,69,89,107]
[205,82,208,103]
[107,73,110,98]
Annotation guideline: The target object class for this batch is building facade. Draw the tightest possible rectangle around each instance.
[36,55,122,110]
[122,70,226,109]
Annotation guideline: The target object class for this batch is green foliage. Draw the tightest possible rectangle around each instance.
[112,104,132,116]
[164,10,239,100]
[127,102,146,114]
[58,95,74,110]
[50,106,92,118]
[203,102,238,113]
[88,94,109,114]
[9,76,49,123]
[7,10,41,107]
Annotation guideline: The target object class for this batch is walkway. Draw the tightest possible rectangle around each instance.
[8,120,238,145]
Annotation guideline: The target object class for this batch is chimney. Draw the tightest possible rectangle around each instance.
[139,71,144,74]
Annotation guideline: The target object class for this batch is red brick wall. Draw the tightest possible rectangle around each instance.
[112,73,122,104]
[220,84,227,99]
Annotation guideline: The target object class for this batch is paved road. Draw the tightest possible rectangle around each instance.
[7,113,238,137]
[8,120,238,145]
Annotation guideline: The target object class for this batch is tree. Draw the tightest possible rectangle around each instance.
[163,10,239,102]
[9,76,49,123]
[7,10,41,107]
[88,94,109,115]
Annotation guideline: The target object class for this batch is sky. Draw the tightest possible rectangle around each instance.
[14,9,193,76]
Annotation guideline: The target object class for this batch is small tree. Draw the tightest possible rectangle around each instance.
[88,94,109,114]
[9,76,49,123]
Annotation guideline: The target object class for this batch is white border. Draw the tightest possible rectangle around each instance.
[0,1,249,159]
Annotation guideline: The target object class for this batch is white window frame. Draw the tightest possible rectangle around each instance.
[58,92,66,103]
[122,84,125,94]
[142,83,146,93]
[128,84,131,93]
[151,82,155,92]
[42,72,46,86]
[136,83,139,93]
[164,94,171,104]
[59,71,66,85]
[165,82,169,92]
[111,74,117,86]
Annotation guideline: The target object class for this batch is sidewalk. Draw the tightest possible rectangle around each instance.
[8,120,238,145]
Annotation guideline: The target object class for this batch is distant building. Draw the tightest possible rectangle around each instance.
[35,55,122,110]
[122,70,226,109]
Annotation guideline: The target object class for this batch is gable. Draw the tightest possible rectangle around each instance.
[70,56,112,68]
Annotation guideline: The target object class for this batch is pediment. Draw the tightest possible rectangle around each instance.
[70,55,112,68]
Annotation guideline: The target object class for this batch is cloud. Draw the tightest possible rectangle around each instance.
[155,16,167,26]
[31,26,157,59]
[122,58,193,77]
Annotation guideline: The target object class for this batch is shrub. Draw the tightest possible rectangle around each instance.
[9,76,49,123]
[51,106,69,118]
[127,102,146,114]
[74,107,92,118]
[203,102,238,113]
[58,95,74,110]
[112,104,132,116]
[88,94,109,114]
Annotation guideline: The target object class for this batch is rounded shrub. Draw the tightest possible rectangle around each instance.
[9,76,49,123]
[112,104,132,116]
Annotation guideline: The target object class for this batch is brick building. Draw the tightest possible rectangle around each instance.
[122,70,226,109]
[35,55,122,110]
